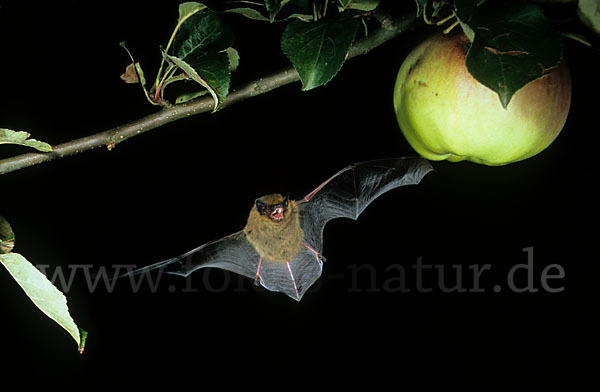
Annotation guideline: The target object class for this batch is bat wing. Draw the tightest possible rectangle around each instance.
[120,231,260,282]
[121,157,431,302]
[120,231,318,301]
[298,157,433,255]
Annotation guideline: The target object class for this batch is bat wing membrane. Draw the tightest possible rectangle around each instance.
[120,157,431,301]
[298,157,433,254]
[121,231,260,281]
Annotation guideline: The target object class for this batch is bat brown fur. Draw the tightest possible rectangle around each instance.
[243,193,304,263]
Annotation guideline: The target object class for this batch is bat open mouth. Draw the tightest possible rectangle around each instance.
[270,207,284,222]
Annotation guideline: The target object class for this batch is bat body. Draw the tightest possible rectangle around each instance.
[124,157,433,300]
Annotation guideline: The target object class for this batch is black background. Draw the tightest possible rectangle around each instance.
[0,1,594,385]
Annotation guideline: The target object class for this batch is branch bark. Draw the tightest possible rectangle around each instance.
[0,12,416,176]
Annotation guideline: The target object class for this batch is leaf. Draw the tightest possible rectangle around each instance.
[173,48,236,104]
[338,0,380,11]
[264,0,313,22]
[0,128,53,152]
[120,63,140,84]
[223,7,270,22]
[174,12,234,59]
[176,89,208,104]
[172,11,233,109]
[281,12,359,90]
[119,42,156,105]
[265,0,291,22]
[186,51,231,104]
[0,252,86,353]
[0,215,15,254]
[178,1,208,22]
[458,1,563,108]
[454,0,479,41]
[224,47,240,71]
[165,52,230,110]
[578,0,600,36]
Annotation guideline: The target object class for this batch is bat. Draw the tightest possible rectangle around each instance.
[122,157,433,301]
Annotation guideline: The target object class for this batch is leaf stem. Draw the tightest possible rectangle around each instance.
[154,7,206,96]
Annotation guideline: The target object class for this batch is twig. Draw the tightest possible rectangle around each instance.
[0,13,416,176]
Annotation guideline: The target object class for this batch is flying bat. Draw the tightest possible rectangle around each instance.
[123,157,433,301]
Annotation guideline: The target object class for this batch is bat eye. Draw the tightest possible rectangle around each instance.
[255,199,268,215]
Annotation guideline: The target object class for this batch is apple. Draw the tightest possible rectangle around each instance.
[393,32,571,166]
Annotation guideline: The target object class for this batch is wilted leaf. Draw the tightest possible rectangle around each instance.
[120,63,140,84]
[119,42,155,105]
[0,128,53,152]
[458,1,562,108]
[281,12,359,90]
[0,252,86,353]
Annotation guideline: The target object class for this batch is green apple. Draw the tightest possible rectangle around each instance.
[393,32,572,166]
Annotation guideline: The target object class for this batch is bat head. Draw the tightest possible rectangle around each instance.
[255,193,290,223]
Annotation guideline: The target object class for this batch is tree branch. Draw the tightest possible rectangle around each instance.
[0,12,416,176]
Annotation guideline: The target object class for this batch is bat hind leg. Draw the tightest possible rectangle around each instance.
[254,257,263,286]
[303,242,326,263]
[286,262,300,300]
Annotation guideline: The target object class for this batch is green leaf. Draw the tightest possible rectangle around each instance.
[0,252,86,353]
[0,216,15,254]
[338,0,380,11]
[172,11,234,109]
[224,47,240,71]
[174,12,234,59]
[459,1,563,108]
[173,48,236,105]
[264,0,313,22]
[165,52,230,110]
[178,1,208,22]
[578,0,600,36]
[223,7,270,22]
[281,12,359,90]
[176,90,208,104]
[186,50,231,106]
[454,0,479,41]
[265,0,290,22]
[0,128,53,152]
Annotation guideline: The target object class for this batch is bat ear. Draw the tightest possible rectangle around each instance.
[255,198,268,215]
[282,193,290,207]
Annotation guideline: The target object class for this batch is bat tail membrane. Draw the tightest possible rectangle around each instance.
[257,247,324,301]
